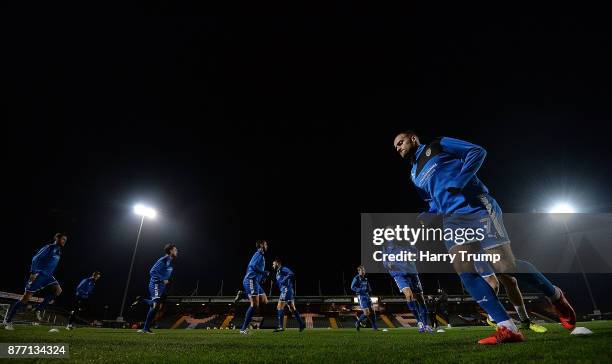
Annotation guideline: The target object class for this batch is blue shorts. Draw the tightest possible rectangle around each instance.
[243,278,264,297]
[25,273,58,293]
[391,273,423,293]
[358,295,372,309]
[279,286,294,302]
[443,195,510,251]
[148,281,167,301]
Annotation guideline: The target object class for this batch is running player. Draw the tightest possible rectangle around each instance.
[240,240,269,334]
[3,233,68,330]
[393,132,576,344]
[382,238,433,333]
[137,244,178,334]
[66,271,102,330]
[351,266,378,331]
[271,258,305,332]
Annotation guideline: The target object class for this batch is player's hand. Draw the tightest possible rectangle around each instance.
[163,280,170,285]
[28,272,39,283]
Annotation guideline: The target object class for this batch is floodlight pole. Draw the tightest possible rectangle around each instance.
[562,220,599,315]
[117,214,146,321]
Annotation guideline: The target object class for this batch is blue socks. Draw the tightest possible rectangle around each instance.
[241,306,255,331]
[277,309,284,328]
[142,298,153,306]
[417,302,429,326]
[293,310,304,326]
[407,300,422,324]
[459,272,509,323]
[358,312,377,329]
[142,306,158,331]
[6,300,24,323]
[36,294,55,312]
[514,260,557,298]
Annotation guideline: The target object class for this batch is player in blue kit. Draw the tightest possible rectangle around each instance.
[240,240,269,334]
[135,244,178,334]
[393,131,576,344]
[351,266,378,331]
[382,239,433,333]
[272,258,305,332]
[3,233,68,330]
[66,271,102,330]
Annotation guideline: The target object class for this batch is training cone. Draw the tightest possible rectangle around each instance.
[570,327,593,335]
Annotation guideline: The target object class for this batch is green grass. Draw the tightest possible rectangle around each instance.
[1,321,611,363]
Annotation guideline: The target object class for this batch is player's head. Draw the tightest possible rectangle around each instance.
[272,258,282,270]
[255,240,268,252]
[393,130,420,160]
[92,271,102,281]
[165,243,178,258]
[357,265,366,276]
[54,233,68,247]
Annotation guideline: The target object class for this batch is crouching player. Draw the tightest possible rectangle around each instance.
[67,271,101,330]
[272,258,305,332]
[4,233,68,330]
[351,266,378,331]
[382,239,433,333]
[137,244,178,334]
[240,240,269,334]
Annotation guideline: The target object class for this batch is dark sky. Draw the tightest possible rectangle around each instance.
[3,8,612,317]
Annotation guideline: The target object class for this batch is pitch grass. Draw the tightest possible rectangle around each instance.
[1,321,611,363]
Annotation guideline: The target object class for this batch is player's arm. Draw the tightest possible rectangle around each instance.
[439,137,487,192]
[350,276,360,293]
[76,278,88,294]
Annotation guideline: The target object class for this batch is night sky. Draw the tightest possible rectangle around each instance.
[3,8,612,318]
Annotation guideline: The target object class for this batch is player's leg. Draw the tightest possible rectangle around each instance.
[482,194,575,330]
[240,279,261,333]
[487,243,576,330]
[36,278,62,321]
[4,291,34,329]
[450,243,523,344]
[415,292,433,332]
[409,275,432,332]
[287,301,305,331]
[140,282,165,333]
[497,274,547,333]
[477,265,500,328]
[401,286,423,329]
[67,298,82,329]
[368,303,378,330]
[275,300,286,331]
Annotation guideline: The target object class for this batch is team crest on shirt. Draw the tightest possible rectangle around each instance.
[425,148,431,157]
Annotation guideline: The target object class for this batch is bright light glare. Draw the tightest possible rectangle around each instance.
[548,202,576,214]
[134,204,157,218]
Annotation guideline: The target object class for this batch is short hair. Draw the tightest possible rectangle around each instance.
[54,233,67,239]
[255,240,267,249]
[357,265,365,271]
[273,257,282,264]
[93,271,101,277]
[396,130,418,139]
[164,244,177,255]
